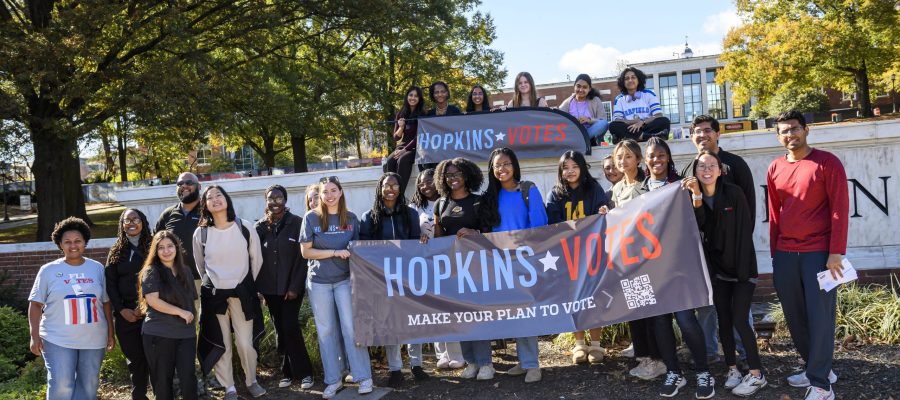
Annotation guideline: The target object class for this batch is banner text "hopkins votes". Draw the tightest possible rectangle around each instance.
[349,184,712,346]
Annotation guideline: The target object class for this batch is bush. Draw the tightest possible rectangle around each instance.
[770,276,900,344]
[0,358,45,399]
[100,342,130,385]
[553,322,631,350]
[0,306,29,375]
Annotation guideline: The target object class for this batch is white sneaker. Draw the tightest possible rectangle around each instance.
[629,357,650,377]
[587,345,605,364]
[476,365,495,380]
[322,382,342,399]
[724,367,743,389]
[436,356,450,369]
[460,364,479,379]
[278,378,292,388]
[357,378,373,394]
[635,359,666,380]
[620,343,635,358]
[448,360,466,369]
[804,386,835,400]
[732,373,767,397]
[787,370,838,387]
[300,376,314,390]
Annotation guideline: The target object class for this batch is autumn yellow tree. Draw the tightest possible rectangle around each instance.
[720,0,899,118]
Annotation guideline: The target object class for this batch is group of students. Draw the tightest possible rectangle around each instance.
[385,67,672,195]
[26,110,846,400]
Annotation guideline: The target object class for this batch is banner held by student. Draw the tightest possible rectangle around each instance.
[415,108,591,164]
[350,184,711,346]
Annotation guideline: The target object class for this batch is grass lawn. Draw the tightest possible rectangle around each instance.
[0,207,124,244]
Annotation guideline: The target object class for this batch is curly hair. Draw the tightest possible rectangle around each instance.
[552,150,600,200]
[106,209,152,267]
[51,216,91,247]
[479,148,522,230]
[616,67,647,95]
[411,168,436,209]
[367,172,412,239]
[138,231,195,315]
[434,157,483,198]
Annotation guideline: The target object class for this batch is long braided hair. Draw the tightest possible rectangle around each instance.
[368,172,412,239]
[106,209,152,266]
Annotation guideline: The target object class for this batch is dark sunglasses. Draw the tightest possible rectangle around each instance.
[319,176,339,184]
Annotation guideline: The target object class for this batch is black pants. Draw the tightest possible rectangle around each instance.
[714,279,762,370]
[383,149,416,195]
[629,318,660,359]
[609,117,671,143]
[264,294,314,380]
[653,310,708,374]
[143,335,198,400]
[115,315,150,400]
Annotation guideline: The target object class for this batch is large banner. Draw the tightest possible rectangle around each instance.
[350,184,712,346]
[415,108,591,164]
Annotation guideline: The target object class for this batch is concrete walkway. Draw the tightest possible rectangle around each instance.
[0,203,123,230]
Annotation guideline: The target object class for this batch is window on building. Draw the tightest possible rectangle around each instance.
[732,99,750,118]
[196,145,211,165]
[658,74,680,124]
[233,145,256,171]
[646,77,654,90]
[705,70,727,120]
[602,101,613,121]
[683,71,702,122]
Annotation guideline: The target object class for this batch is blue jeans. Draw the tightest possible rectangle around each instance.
[515,337,540,369]
[585,120,609,140]
[460,340,492,367]
[386,344,423,371]
[307,279,372,385]
[42,339,105,400]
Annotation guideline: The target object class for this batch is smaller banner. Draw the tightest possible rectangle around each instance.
[350,184,712,346]
[415,108,590,164]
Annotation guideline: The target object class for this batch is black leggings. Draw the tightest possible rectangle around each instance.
[654,310,708,374]
[143,335,197,400]
[115,317,149,400]
[383,149,416,194]
[714,279,762,370]
[609,117,671,143]
[629,318,660,359]
[264,294,314,380]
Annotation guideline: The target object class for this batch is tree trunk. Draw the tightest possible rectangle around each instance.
[99,131,114,181]
[291,131,307,173]
[117,132,128,182]
[354,126,363,160]
[31,128,90,241]
[263,135,276,170]
[854,61,873,118]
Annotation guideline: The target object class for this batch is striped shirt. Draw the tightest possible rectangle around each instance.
[613,90,662,120]
[29,258,110,349]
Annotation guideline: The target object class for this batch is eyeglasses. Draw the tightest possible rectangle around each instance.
[123,218,142,225]
[319,176,339,184]
[777,126,805,136]
[693,128,715,135]
[696,164,719,171]
[444,172,463,180]
[176,180,196,186]
[493,162,513,171]
[266,197,286,204]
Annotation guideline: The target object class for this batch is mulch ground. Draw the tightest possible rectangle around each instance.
[100,337,899,400]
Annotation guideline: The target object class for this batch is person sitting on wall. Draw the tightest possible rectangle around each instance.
[609,67,670,143]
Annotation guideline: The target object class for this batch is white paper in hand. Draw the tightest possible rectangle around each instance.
[817,258,858,292]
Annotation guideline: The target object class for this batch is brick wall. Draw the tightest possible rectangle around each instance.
[0,244,112,301]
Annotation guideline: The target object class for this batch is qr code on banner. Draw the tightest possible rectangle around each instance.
[621,274,656,309]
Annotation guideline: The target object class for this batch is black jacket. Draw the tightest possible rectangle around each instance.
[359,205,421,240]
[694,180,758,282]
[254,211,306,296]
[546,182,610,224]
[197,272,264,376]
[680,148,756,227]
[155,203,201,278]
[105,242,146,313]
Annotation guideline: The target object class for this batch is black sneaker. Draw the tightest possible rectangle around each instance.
[660,371,686,397]
[388,370,404,388]
[412,366,430,381]
[695,371,715,399]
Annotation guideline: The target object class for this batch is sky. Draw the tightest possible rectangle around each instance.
[479,0,742,88]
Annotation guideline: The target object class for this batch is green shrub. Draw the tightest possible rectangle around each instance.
[0,357,16,383]
[0,307,29,371]
[553,322,631,349]
[769,276,900,344]
[0,358,46,399]
[100,342,130,385]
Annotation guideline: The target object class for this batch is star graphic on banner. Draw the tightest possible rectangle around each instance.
[539,251,559,272]
[494,131,506,142]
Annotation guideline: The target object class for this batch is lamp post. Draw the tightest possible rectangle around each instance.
[331,138,338,170]
[892,74,896,114]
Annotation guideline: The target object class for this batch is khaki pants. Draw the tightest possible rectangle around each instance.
[214,297,258,388]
